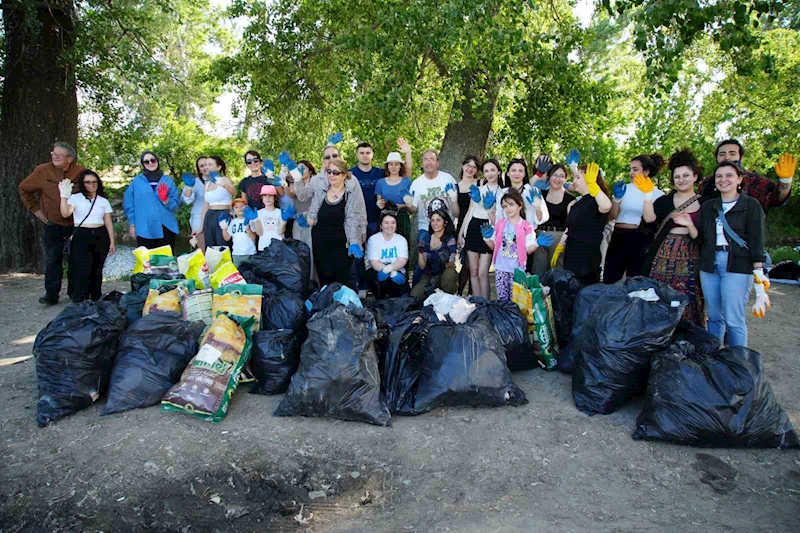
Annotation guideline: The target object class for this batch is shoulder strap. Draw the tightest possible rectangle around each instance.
[717,206,748,249]
[75,196,98,229]
[654,194,700,237]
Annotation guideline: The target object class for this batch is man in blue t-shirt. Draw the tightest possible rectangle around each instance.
[349,142,385,237]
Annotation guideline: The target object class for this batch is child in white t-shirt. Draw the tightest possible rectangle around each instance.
[252,184,286,251]
[220,197,256,267]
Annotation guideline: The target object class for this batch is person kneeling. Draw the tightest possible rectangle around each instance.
[364,204,410,299]
[410,207,458,299]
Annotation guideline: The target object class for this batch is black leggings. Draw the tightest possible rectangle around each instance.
[313,242,354,289]
[603,227,653,284]
[364,269,410,299]
[136,226,176,249]
[70,227,111,302]
[564,239,602,286]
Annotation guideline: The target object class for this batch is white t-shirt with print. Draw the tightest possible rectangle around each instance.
[366,232,409,273]
[68,194,112,226]
[409,171,456,230]
[715,200,737,246]
[253,207,284,251]
[228,216,256,256]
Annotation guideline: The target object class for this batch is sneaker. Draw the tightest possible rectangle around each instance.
[38,295,58,305]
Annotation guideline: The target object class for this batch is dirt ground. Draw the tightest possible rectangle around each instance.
[1,273,798,533]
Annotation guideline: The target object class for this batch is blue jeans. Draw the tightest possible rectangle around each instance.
[699,251,753,347]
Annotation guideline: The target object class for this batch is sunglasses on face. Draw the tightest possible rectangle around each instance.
[245,158,261,164]
[323,154,340,160]
[328,170,345,176]
[143,158,157,164]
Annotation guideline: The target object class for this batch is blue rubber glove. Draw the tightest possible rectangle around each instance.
[390,271,406,285]
[181,172,196,187]
[480,222,495,239]
[219,211,232,225]
[208,171,220,183]
[612,181,627,199]
[482,190,496,209]
[348,243,364,259]
[296,213,309,228]
[469,184,481,203]
[566,149,580,167]
[278,151,292,166]
[537,233,555,247]
[417,232,431,252]
[243,206,258,224]
[533,179,550,192]
[378,270,390,282]
[262,159,275,174]
[444,183,456,197]
[328,132,343,145]
[281,205,297,221]
[536,154,553,175]
[526,186,542,206]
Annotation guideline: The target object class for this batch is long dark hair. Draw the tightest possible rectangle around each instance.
[208,155,228,176]
[500,187,526,219]
[77,169,106,198]
[632,152,666,177]
[668,148,703,186]
[458,155,481,181]
[504,158,530,189]
[428,208,455,241]
[195,155,209,181]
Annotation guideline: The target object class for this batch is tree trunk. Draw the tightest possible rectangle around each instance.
[438,71,500,177]
[0,0,78,272]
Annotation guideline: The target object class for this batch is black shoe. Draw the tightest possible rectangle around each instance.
[38,296,59,305]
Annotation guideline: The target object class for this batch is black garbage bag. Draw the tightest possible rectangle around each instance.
[100,291,125,304]
[768,260,800,281]
[365,295,421,370]
[249,239,310,296]
[467,296,534,371]
[572,276,688,416]
[540,269,584,349]
[382,309,433,412]
[274,305,390,426]
[239,262,279,294]
[633,334,799,448]
[130,272,183,292]
[250,329,300,395]
[102,313,204,415]
[119,286,149,327]
[33,301,125,427]
[390,314,528,415]
[260,289,307,333]
[557,282,613,374]
[305,283,343,317]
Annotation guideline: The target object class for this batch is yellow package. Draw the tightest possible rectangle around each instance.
[178,249,211,289]
[133,245,173,274]
[143,279,195,316]
[209,261,245,289]
[205,246,232,273]
[212,284,262,332]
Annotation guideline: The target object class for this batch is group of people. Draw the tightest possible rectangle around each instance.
[18,137,796,349]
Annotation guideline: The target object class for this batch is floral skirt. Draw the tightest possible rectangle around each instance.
[649,233,706,326]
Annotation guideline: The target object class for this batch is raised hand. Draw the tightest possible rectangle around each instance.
[181,172,196,188]
[296,213,309,228]
[157,183,169,203]
[262,159,275,179]
[482,190,496,209]
[243,206,258,224]
[537,233,555,247]
[218,212,232,230]
[397,137,411,153]
[632,174,655,200]
[348,243,364,259]
[535,154,553,175]
[390,271,406,285]
[469,184,482,203]
[775,153,797,183]
[444,182,456,198]
[612,181,627,200]
[480,222,495,240]
[281,204,297,221]
[58,179,73,198]
[584,162,600,197]
[526,186,542,207]
[566,148,580,168]
[278,151,292,167]
[208,171,220,183]
[328,132,343,145]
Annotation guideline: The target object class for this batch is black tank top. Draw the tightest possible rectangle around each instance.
[456,191,471,236]
[312,194,347,244]
[544,189,575,230]
[566,196,607,244]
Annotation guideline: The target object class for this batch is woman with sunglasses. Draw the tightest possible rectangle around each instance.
[123,151,180,248]
[201,156,237,248]
[182,155,209,250]
[239,150,285,211]
[297,158,363,288]
[58,170,115,302]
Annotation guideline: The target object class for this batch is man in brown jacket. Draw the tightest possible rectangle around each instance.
[18,142,86,305]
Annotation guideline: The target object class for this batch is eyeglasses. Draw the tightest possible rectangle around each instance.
[328,170,345,176]
[323,154,340,160]
[463,164,477,170]
[245,158,261,164]
[51,152,68,158]
[143,158,157,164]
[83,180,98,185]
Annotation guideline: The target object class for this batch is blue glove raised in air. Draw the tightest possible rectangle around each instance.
[566,149,580,167]
[348,243,364,259]
[281,205,297,221]
[482,190,496,209]
[469,184,481,203]
[181,172,196,187]
[378,270,390,282]
[390,271,406,285]
[296,213,309,228]
[526,186,542,206]
[262,159,275,174]
[208,171,220,183]
[328,132,343,145]
[480,222,495,240]
[612,181,627,199]
[278,151,292,167]
[537,233,555,247]
[444,182,456,196]
[219,211,232,225]
[243,206,258,224]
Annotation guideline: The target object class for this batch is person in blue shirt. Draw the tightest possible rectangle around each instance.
[375,151,413,239]
[123,151,181,248]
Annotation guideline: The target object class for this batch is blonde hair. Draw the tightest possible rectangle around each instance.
[328,158,351,180]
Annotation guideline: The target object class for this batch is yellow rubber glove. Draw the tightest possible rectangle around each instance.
[632,174,655,200]
[752,268,770,318]
[775,153,797,184]
[584,162,600,197]
[550,243,565,269]
[753,268,770,291]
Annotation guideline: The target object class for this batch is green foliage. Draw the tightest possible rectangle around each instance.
[768,245,800,263]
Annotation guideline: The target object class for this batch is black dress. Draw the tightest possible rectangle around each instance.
[564,196,607,285]
[312,195,353,288]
